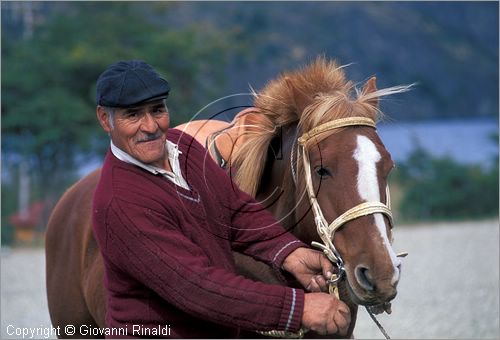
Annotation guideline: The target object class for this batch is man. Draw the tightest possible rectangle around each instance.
[92,60,350,338]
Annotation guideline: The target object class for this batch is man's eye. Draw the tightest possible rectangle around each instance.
[126,111,139,117]
[153,107,167,115]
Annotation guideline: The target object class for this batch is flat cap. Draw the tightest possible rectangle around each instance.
[96,60,170,107]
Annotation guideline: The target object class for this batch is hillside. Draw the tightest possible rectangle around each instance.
[165,2,499,121]
[3,2,498,121]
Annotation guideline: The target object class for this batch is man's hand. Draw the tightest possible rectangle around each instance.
[302,292,351,336]
[282,247,334,292]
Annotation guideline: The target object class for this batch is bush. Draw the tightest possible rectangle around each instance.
[394,145,498,221]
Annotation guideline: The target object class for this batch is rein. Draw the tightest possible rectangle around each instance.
[299,117,396,339]
[259,117,397,339]
[298,117,393,267]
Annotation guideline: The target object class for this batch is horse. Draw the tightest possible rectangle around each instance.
[46,57,409,338]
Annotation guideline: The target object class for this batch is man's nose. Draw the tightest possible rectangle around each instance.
[140,113,158,132]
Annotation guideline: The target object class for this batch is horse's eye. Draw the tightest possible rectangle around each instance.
[315,166,332,178]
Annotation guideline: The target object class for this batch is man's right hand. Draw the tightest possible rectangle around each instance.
[301,292,351,336]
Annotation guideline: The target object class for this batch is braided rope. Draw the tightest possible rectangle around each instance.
[327,202,393,236]
[256,116,397,339]
[298,117,376,145]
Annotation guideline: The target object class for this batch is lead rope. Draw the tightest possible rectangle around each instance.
[257,117,406,339]
[366,307,391,339]
[257,274,392,339]
[297,118,400,339]
[256,328,307,339]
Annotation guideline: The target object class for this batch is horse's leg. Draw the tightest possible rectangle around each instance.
[46,170,102,338]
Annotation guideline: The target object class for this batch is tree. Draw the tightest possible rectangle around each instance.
[1,2,234,229]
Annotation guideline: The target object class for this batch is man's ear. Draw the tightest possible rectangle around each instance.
[96,106,112,133]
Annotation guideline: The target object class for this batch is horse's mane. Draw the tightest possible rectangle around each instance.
[231,56,411,196]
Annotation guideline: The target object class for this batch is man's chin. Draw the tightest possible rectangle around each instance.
[134,145,167,166]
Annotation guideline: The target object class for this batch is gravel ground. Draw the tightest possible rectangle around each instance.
[1,220,499,339]
[355,219,499,339]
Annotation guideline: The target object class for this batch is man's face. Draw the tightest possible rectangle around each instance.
[98,99,170,167]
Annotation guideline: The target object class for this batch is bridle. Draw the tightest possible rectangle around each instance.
[215,115,401,338]
[259,116,400,339]
[297,116,403,339]
[296,116,394,279]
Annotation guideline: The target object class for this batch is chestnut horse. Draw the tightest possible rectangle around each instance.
[46,58,409,338]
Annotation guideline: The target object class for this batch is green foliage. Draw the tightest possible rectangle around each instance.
[2,2,497,230]
[2,2,234,216]
[394,145,499,221]
[1,183,17,246]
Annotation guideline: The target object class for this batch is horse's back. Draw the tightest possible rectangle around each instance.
[174,108,265,166]
[45,169,104,337]
[174,119,230,147]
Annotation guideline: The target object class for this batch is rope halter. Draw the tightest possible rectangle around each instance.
[258,116,402,339]
[297,117,394,267]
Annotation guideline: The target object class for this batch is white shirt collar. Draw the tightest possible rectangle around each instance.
[110,140,190,190]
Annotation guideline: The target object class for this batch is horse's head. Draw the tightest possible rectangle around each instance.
[231,57,410,307]
[292,74,408,307]
[301,125,399,305]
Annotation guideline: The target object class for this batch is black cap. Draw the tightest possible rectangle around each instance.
[96,60,170,107]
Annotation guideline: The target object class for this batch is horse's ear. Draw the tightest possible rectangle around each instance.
[285,77,311,114]
[362,76,379,108]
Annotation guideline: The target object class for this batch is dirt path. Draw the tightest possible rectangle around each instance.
[1,220,498,339]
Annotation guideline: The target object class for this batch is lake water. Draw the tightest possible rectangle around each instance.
[78,118,498,177]
[377,119,498,167]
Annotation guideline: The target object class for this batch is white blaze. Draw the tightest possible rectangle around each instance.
[353,135,400,284]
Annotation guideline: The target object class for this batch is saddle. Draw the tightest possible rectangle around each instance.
[206,107,264,168]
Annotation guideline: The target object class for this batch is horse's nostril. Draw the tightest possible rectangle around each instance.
[355,265,375,291]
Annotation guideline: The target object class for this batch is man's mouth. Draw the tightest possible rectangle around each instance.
[137,133,162,143]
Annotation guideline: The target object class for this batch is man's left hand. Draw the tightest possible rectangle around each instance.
[282,247,334,292]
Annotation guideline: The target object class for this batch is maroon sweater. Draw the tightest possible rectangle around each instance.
[92,129,306,338]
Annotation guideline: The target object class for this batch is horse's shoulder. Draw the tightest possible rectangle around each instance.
[173,120,230,146]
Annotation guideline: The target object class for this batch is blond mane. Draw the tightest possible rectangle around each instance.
[231,56,411,196]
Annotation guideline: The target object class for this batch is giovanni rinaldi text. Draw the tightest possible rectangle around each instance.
[6,324,172,338]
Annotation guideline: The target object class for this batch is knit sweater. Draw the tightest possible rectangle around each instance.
[92,128,306,338]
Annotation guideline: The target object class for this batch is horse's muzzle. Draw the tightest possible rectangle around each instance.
[347,265,399,306]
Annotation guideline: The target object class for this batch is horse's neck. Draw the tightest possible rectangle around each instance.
[255,123,302,234]
[255,122,329,245]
